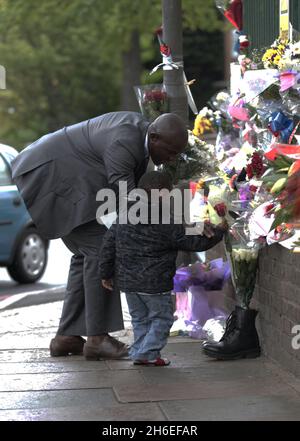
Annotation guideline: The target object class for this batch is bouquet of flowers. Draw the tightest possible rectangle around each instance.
[225,217,261,308]
[262,145,300,233]
[162,130,218,184]
[191,175,263,309]
[172,258,230,339]
[262,39,288,69]
[134,83,169,122]
[192,107,215,137]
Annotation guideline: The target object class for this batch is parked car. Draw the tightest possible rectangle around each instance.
[0,143,49,283]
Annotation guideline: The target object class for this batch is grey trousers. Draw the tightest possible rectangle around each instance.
[57,220,124,336]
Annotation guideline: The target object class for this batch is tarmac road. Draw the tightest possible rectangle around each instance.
[0,239,71,310]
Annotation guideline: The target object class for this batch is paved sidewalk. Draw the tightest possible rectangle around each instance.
[0,298,300,421]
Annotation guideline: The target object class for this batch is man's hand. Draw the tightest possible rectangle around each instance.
[102,279,113,291]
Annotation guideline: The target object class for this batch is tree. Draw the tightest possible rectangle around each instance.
[0,0,120,147]
[105,0,224,112]
[0,0,223,148]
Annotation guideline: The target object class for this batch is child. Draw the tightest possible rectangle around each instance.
[99,171,226,366]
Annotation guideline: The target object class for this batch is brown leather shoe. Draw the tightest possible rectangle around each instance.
[83,335,129,360]
[50,335,86,357]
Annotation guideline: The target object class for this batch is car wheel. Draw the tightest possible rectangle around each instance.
[7,227,48,284]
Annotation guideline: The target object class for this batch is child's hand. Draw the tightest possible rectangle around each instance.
[203,221,216,238]
[102,279,113,291]
[217,219,229,232]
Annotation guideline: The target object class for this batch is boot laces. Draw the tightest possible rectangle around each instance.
[220,311,237,341]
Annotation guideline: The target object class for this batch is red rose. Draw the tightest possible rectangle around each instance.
[246,164,254,179]
[152,90,164,102]
[240,40,249,49]
[160,44,170,57]
[214,202,227,217]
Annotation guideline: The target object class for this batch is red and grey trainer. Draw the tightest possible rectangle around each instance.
[133,357,170,366]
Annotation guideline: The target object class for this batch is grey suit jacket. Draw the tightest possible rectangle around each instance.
[11,112,150,239]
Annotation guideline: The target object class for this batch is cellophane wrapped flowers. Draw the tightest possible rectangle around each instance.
[134,84,169,122]
[225,218,261,308]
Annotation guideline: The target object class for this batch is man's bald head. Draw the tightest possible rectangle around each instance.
[147,113,188,166]
[151,113,187,137]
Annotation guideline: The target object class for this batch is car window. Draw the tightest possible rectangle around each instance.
[0,154,12,186]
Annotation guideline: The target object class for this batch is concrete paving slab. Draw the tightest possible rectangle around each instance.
[0,331,61,350]
[114,377,299,403]
[267,360,300,395]
[106,359,140,370]
[159,395,300,421]
[0,388,117,410]
[0,361,109,374]
[0,349,82,363]
[161,342,216,368]
[0,368,146,392]
[167,336,201,344]
[139,360,274,384]
[0,402,166,421]
[0,302,62,333]
[106,341,205,370]
[0,329,132,351]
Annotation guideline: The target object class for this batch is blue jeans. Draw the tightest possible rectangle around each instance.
[125,292,174,361]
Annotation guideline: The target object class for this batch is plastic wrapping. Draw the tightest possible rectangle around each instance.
[264,142,300,161]
[225,217,262,308]
[173,259,230,293]
[241,69,278,103]
[162,130,217,184]
[171,259,230,339]
[202,316,227,342]
[280,88,300,117]
[215,0,243,30]
[134,84,168,122]
[209,90,231,116]
[215,127,241,161]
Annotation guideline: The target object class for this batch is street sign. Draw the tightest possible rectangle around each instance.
[279,0,290,40]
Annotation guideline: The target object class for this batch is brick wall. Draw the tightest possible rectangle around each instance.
[207,242,300,377]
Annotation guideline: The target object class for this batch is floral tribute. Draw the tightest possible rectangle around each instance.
[134,84,169,122]
[187,35,300,308]
[162,130,218,185]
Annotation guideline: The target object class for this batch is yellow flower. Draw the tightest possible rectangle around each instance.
[192,115,213,136]
[273,55,281,65]
[196,179,205,190]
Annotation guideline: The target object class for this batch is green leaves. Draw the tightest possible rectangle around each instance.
[0,0,222,148]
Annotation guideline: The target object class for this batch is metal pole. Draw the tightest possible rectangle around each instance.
[162,0,188,124]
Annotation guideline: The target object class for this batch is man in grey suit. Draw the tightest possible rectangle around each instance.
[11,111,188,360]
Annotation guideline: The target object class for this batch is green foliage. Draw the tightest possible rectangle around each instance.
[0,0,120,148]
[0,0,223,149]
[183,0,224,31]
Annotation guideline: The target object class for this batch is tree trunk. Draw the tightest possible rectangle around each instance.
[120,30,142,112]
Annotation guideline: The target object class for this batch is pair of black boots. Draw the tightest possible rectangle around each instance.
[202,306,261,360]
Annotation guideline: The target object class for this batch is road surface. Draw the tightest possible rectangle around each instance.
[0,240,71,303]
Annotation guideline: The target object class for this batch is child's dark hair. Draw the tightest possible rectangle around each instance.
[138,171,173,193]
